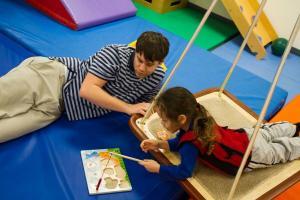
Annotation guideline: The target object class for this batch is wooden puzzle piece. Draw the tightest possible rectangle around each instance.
[156,130,171,140]
[115,165,126,179]
[119,180,130,188]
[104,177,118,189]
[103,167,114,175]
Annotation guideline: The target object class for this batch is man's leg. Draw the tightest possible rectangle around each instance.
[0,57,38,118]
[0,109,60,143]
[0,57,66,142]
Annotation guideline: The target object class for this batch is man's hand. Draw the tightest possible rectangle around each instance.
[126,102,150,115]
[80,73,151,115]
[140,139,159,153]
[138,159,160,173]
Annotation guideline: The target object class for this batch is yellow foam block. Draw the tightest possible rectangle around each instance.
[134,0,188,14]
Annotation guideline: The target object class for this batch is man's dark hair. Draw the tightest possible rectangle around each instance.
[136,31,169,62]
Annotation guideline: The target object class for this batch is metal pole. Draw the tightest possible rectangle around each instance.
[227,14,300,200]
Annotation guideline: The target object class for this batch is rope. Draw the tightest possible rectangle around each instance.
[227,14,300,200]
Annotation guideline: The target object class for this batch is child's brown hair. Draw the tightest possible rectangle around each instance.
[156,87,216,152]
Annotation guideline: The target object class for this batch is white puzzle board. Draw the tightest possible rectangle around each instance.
[81,148,132,195]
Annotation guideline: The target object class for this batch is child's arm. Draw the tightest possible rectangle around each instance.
[140,133,183,153]
[159,143,198,180]
[140,139,169,152]
[138,159,160,173]
[139,143,199,180]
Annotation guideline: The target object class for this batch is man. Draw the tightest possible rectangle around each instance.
[0,31,169,142]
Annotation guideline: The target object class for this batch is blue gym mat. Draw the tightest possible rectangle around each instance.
[212,36,300,102]
[0,0,288,200]
[0,0,287,118]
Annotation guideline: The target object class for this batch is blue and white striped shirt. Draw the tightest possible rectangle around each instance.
[50,45,165,120]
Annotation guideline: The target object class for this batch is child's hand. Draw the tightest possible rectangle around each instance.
[140,139,159,152]
[138,159,160,173]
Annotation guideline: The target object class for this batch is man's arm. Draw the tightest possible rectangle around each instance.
[79,73,149,115]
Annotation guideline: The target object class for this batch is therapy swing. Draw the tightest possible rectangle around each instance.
[129,0,300,199]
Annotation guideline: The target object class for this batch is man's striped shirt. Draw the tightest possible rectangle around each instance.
[50,44,165,120]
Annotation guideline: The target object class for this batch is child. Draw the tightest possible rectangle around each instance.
[139,87,300,180]
[0,31,169,143]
